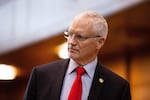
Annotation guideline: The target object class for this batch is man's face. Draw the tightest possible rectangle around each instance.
[67,16,102,64]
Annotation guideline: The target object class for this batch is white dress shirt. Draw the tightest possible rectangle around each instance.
[60,57,98,100]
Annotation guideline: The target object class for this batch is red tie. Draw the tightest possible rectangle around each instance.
[68,67,85,100]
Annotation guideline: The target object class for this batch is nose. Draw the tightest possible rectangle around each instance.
[68,35,77,45]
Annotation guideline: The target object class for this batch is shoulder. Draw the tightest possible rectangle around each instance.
[32,59,69,74]
[97,64,131,99]
[101,65,129,85]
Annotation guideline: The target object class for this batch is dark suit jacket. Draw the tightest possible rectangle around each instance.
[24,59,131,100]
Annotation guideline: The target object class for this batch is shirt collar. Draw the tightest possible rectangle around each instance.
[67,59,79,74]
[67,57,98,78]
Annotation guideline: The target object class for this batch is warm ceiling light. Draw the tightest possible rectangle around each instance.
[57,42,69,59]
[0,64,17,80]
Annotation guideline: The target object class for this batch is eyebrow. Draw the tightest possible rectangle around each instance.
[68,31,88,36]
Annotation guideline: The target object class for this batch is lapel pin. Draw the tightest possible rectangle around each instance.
[99,78,104,83]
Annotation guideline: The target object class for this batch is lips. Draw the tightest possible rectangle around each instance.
[68,48,78,53]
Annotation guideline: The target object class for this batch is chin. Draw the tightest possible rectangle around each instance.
[69,53,79,60]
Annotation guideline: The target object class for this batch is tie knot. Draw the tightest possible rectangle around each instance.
[76,67,85,76]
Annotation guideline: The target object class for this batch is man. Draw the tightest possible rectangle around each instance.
[24,11,131,100]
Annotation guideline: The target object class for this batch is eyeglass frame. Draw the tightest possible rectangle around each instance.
[64,31,101,41]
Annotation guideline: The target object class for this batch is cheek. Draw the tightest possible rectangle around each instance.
[80,42,96,54]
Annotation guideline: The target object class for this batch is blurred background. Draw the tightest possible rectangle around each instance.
[0,0,150,100]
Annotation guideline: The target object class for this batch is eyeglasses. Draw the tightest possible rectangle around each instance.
[64,31,101,41]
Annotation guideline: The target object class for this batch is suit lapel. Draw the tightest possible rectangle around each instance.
[88,62,105,100]
[48,59,105,100]
[50,59,70,100]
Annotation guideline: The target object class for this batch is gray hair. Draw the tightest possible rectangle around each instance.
[76,11,108,38]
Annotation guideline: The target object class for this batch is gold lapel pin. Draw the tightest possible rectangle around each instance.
[99,78,104,83]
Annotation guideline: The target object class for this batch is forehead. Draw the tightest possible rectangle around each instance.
[69,16,95,35]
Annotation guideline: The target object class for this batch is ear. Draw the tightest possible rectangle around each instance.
[96,38,105,50]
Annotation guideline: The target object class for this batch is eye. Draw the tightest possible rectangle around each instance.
[76,35,83,39]
[76,35,87,41]
[64,32,73,39]
[69,32,74,36]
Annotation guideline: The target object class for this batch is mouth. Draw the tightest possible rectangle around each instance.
[68,48,78,53]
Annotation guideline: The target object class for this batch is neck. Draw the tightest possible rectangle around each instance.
[74,56,97,66]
